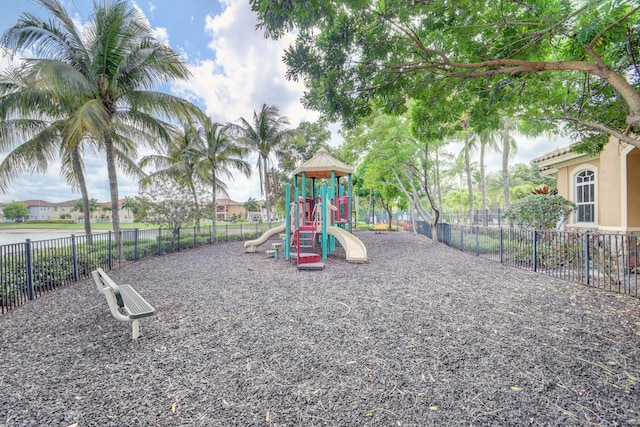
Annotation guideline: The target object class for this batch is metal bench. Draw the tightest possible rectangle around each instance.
[92,268,155,339]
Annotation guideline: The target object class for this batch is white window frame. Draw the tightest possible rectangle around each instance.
[571,166,597,226]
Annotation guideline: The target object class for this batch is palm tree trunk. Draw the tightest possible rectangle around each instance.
[262,155,271,222]
[464,132,474,225]
[211,172,217,242]
[502,117,512,208]
[435,148,443,211]
[105,137,123,260]
[71,147,93,245]
[190,181,200,231]
[480,142,487,211]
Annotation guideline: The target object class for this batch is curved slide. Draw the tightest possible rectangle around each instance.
[244,223,286,252]
[327,226,368,263]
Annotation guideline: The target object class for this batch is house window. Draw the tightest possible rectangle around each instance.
[575,170,595,223]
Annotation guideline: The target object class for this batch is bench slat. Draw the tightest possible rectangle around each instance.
[119,284,155,319]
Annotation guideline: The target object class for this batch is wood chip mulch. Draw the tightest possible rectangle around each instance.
[1,231,639,426]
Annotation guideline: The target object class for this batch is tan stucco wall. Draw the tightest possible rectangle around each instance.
[556,167,570,202]
[539,137,640,232]
[598,142,622,228]
[627,148,640,227]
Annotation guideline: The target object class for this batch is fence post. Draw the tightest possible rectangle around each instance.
[157,228,162,256]
[532,230,538,272]
[134,228,139,261]
[475,226,480,256]
[25,239,34,300]
[177,227,181,252]
[499,228,504,264]
[584,231,590,286]
[108,231,113,270]
[460,227,464,252]
[193,225,197,247]
[71,234,79,282]
[240,223,243,239]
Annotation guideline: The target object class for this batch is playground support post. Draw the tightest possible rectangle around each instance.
[321,183,328,260]
[285,184,291,261]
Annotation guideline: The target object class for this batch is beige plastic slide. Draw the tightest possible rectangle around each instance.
[327,226,368,263]
[244,223,286,252]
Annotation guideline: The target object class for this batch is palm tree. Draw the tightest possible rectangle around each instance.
[459,125,478,225]
[244,197,260,220]
[501,117,518,208]
[71,197,98,223]
[478,130,499,212]
[2,0,195,258]
[231,104,293,222]
[121,196,138,222]
[139,120,205,228]
[0,63,97,241]
[190,117,250,240]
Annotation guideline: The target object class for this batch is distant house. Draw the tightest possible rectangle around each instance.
[16,199,78,222]
[0,199,134,223]
[215,198,245,221]
[533,136,640,234]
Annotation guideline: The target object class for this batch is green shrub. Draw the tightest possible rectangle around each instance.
[503,195,576,230]
[24,220,75,224]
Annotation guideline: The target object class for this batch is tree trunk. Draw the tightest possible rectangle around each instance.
[435,148,443,211]
[480,142,487,211]
[464,132,474,225]
[71,147,93,245]
[262,155,271,222]
[190,181,200,232]
[502,117,511,208]
[105,136,122,260]
[212,172,217,242]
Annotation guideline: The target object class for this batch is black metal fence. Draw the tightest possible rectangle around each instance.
[440,209,505,227]
[417,221,639,298]
[5,220,638,314]
[0,223,273,314]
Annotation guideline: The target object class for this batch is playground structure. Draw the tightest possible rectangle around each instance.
[244,148,367,269]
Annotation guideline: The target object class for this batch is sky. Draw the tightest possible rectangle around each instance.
[0,0,564,204]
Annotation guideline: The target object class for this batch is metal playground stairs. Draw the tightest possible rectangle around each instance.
[291,225,324,270]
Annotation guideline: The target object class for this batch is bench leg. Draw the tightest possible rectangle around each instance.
[132,320,140,339]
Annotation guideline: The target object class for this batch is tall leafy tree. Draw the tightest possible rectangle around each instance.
[277,121,331,175]
[252,0,640,152]
[231,104,293,221]
[2,202,28,222]
[2,0,195,257]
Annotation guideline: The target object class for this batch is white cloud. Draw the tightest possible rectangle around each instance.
[173,0,317,124]
[169,0,322,201]
[151,26,170,45]
[0,0,323,205]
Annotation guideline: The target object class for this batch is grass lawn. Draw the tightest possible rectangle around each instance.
[0,220,263,231]
[0,222,157,231]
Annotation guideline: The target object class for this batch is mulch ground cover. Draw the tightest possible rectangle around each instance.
[1,231,639,426]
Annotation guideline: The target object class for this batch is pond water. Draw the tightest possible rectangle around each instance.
[0,230,87,246]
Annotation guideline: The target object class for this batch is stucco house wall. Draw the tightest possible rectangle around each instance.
[534,137,640,234]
